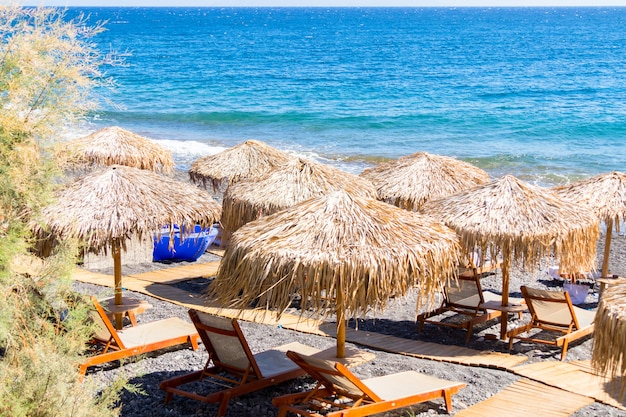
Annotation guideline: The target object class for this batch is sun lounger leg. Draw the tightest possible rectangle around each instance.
[560,341,569,361]
[443,389,453,413]
[417,319,425,332]
[189,335,199,350]
[163,391,173,404]
[464,323,473,344]
[78,365,87,383]
[217,392,232,417]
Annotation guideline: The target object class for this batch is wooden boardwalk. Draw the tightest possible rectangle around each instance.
[127,261,220,283]
[71,264,328,335]
[455,378,594,417]
[512,360,626,410]
[323,324,528,370]
[72,262,529,369]
[71,261,624,415]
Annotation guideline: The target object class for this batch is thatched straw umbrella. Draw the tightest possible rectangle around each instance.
[422,175,599,336]
[35,165,221,328]
[553,171,626,278]
[189,139,293,191]
[210,190,461,358]
[360,151,489,211]
[221,157,377,240]
[592,278,626,400]
[57,126,175,174]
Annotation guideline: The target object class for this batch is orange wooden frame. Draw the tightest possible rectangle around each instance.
[417,273,502,344]
[507,286,595,360]
[273,351,465,417]
[78,297,199,380]
[159,310,311,417]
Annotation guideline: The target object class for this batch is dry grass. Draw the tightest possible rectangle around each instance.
[553,171,626,276]
[34,165,221,254]
[57,126,175,174]
[189,139,293,191]
[592,278,626,401]
[211,190,461,322]
[360,151,489,211]
[553,171,626,230]
[221,157,377,236]
[422,174,599,275]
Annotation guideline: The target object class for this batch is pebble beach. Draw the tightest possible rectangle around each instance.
[75,224,626,417]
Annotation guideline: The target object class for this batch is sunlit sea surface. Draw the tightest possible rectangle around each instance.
[65,7,626,185]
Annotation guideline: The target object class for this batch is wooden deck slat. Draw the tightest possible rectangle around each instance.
[512,360,626,410]
[73,264,530,371]
[339,327,528,370]
[126,261,220,283]
[207,247,225,257]
[455,378,594,417]
[72,262,626,416]
[71,263,626,415]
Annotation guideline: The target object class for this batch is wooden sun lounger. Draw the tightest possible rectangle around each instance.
[507,286,596,360]
[273,350,466,416]
[417,273,506,343]
[159,310,321,417]
[79,297,199,380]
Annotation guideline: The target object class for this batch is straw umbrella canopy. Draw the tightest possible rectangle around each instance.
[221,157,377,239]
[422,175,600,309]
[35,165,221,327]
[360,151,490,211]
[592,278,626,400]
[189,139,293,191]
[553,171,626,278]
[210,190,461,358]
[58,126,175,174]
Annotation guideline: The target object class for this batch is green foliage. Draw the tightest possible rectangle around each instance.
[0,263,122,417]
[0,4,105,137]
[0,4,109,222]
[0,4,124,416]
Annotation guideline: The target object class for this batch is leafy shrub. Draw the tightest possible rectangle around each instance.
[0,4,123,416]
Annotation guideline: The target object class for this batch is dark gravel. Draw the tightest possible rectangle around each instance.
[74,234,626,417]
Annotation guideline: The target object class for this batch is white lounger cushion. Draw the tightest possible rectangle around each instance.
[254,342,320,378]
[117,317,197,348]
[364,371,464,401]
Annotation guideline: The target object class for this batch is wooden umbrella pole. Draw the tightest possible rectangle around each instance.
[501,249,511,307]
[602,218,613,278]
[112,238,123,329]
[495,248,514,340]
[336,277,345,359]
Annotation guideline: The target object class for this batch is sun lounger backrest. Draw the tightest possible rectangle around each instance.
[189,310,262,378]
[286,351,382,402]
[89,309,113,342]
[522,286,576,328]
[90,297,126,348]
[446,276,483,308]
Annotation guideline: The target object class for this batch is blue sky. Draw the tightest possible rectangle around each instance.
[20,1,626,6]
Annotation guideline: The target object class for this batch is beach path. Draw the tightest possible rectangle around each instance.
[512,360,626,411]
[71,261,528,370]
[70,261,626,415]
[454,378,594,417]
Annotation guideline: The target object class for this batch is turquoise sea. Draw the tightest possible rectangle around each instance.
[67,7,626,185]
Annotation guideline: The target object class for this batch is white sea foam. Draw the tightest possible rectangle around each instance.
[54,124,95,142]
[281,148,366,175]
[55,124,228,169]
[153,139,227,169]
[154,139,225,159]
